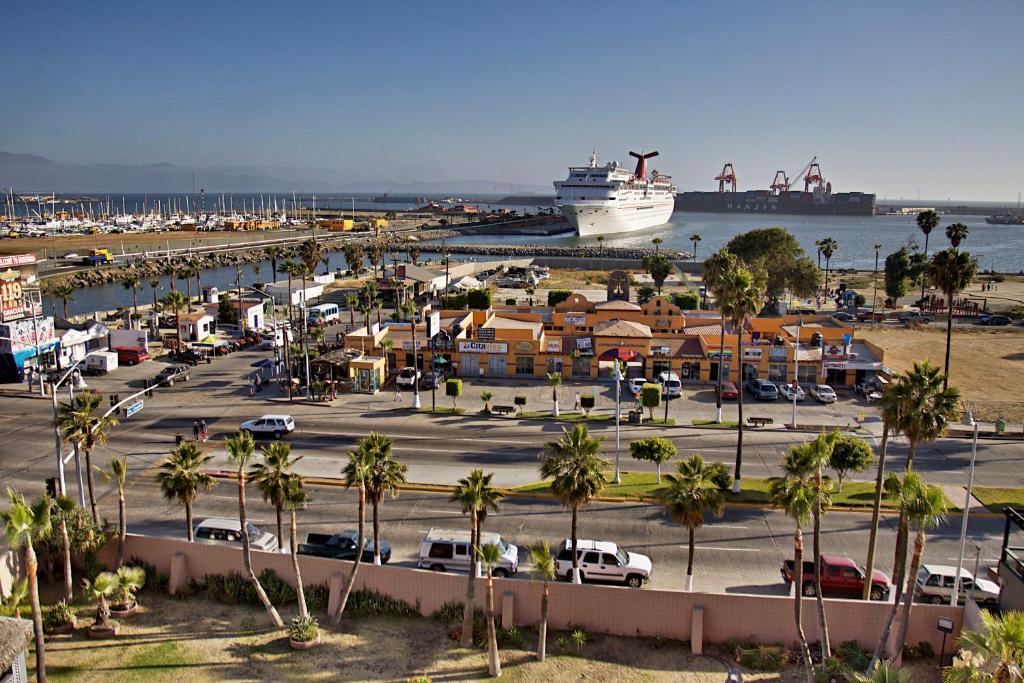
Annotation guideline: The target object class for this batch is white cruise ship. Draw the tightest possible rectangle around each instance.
[554,150,676,236]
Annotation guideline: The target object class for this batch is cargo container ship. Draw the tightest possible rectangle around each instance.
[675,158,875,216]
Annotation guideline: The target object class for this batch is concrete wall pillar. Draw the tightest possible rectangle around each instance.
[501,591,514,629]
[167,552,188,595]
[327,572,345,620]
[690,605,704,655]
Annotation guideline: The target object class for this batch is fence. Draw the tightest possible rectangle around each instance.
[108,534,961,654]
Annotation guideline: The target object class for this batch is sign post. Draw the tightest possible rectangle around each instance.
[125,400,144,418]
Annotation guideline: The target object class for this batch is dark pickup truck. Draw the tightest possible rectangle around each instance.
[782,554,891,601]
[297,530,391,564]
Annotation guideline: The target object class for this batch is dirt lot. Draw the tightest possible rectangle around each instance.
[858,326,1024,421]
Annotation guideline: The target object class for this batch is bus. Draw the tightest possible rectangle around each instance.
[306,303,340,325]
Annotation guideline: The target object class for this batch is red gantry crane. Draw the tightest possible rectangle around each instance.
[715,163,738,193]
[770,170,790,194]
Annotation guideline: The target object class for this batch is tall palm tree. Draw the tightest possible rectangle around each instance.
[897,360,961,469]
[188,257,203,306]
[661,454,725,592]
[365,443,407,565]
[541,424,608,584]
[225,431,283,627]
[871,243,882,321]
[234,263,245,331]
[380,339,394,379]
[716,262,766,492]
[689,233,701,260]
[547,371,561,417]
[769,448,816,682]
[477,542,503,677]
[820,237,838,299]
[99,456,129,568]
[946,222,969,248]
[149,278,160,309]
[121,274,141,322]
[51,495,75,600]
[451,469,503,647]
[57,390,119,526]
[265,246,282,281]
[703,249,740,423]
[345,292,360,326]
[915,210,940,301]
[177,262,196,310]
[300,237,325,278]
[334,434,379,623]
[163,261,177,293]
[361,280,382,328]
[50,282,75,318]
[160,290,188,344]
[596,235,605,256]
[943,610,1024,683]
[367,240,385,278]
[249,441,301,550]
[2,490,53,682]
[651,236,663,255]
[802,433,837,662]
[928,248,978,391]
[278,258,297,325]
[528,542,556,662]
[156,441,215,541]
[283,475,309,619]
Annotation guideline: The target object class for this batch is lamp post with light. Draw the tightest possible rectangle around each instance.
[951,412,980,602]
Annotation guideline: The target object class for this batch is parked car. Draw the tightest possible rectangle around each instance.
[240,414,295,439]
[782,554,891,601]
[898,311,932,325]
[298,529,391,563]
[657,371,682,398]
[627,377,651,396]
[856,309,887,323]
[810,384,838,403]
[778,382,806,401]
[420,373,441,390]
[417,528,518,577]
[915,565,1000,606]
[154,364,191,386]
[745,378,778,401]
[396,366,421,389]
[977,314,1011,326]
[717,380,739,400]
[194,518,277,551]
[173,349,204,365]
[831,311,857,323]
[113,346,150,366]
[554,539,653,588]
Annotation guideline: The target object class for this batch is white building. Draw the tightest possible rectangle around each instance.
[178,312,215,342]
[55,318,110,368]
[265,280,324,306]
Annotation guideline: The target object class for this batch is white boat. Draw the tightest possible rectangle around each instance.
[554,150,676,236]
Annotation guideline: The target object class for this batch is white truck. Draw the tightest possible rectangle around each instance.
[83,351,119,376]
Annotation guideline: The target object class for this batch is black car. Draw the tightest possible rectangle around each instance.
[297,529,391,563]
[977,314,1011,326]
[173,349,204,365]
[155,364,191,386]
[831,311,857,323]
[420,373,441,390]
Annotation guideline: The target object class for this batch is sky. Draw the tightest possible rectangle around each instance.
[3,0,1022,200]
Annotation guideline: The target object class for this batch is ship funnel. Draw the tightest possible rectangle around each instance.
[629,150,659,180]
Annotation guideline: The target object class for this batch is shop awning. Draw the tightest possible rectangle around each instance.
[599,347,640,361]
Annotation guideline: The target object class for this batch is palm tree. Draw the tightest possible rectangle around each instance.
[300,237,325,278]
[703,248,740,423]
[661,454,725,592]
[820,237,838,300]
[651,236,663,255]
[177,262,196,310]
[249,441,301,550]
[380,339,394,379]
[689,233,701,260]
[802,433,837,662]
[2,491,52,682]
[769,448,816,682]
[283,475,309,619]
[225,431,283,627]
[149,278,160,309]
[278,258,296,324]
[528,542,556,661]
[50,282,75,318]
[716,262,767,491]
[113,565,145,609]
[541,424,608,584]
[365,444,407,565]
[83,570,116,631]
[1,578,27,618]
[57,390,118,526]
[51,495,75,600]
[871,243,882,321]
[160,290,188,344]
[480,391,493,413]
[943,610,1024,683]
[596,235,605,256]
[361,280,382,328]
[163,261,177,292]
[188,257,203,306]
[477,542,503,677]
[915,210,940,301]
[451,469,503,647]
[946,222,969,248]
[99,456,129,568]
[334,434,378,623]
[896,360,961,469]
[265,246,282,281]
[367,240,385,278]
[547,371,562,417]
[156,441,215,541]
[345,292,360,326]
[928,248,978,391]
[122,274,141,322]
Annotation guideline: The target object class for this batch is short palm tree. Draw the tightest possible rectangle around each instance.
[50,281,76,318]
[99,456,129,568]
[541,424,608,584]
[1,578,28,618]
[149,278,160,308]
[122,274,141,321]
[334,433,378,623]
[915,209,940,300]
[225,431,283,627]
[160,290,188,342]
[345,292,360,326]
[661,454,725,592]
[58,390,119,526]
[820,237,838,297]
[451,469,503,647]
[2,490,52,682]
[249,441,302,550]
[155,441,215,541]
[83,570,117,630]
[651,236,663,254]
[283,475,310,619]
[477,542,503,677]
[928,248,978,391]
[365,444,407,565]
[943,610,1024,683]
[528,542,556,661]
[946,222,969,248]
[113,565,145,609]
[690,233,701,260]
[480,391,493,413]
[547,371,562,417]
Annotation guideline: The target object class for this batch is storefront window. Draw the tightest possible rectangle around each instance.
[515,356,534,376]
[798,364,818,384]
[546,357,563,374]
[652,360,671,377]
[680,361,701,380]
[742,363,759,381]
[571,356,591,378]
[768,363,788,382]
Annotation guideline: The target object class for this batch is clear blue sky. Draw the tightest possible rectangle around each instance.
[3,0,1022,200]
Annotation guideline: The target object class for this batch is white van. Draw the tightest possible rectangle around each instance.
[417,528,519,577]
[658,371,682,398]
[194,518,277,551]
[307,303,340,325]
[260,326,293,350]
[555,539,653,587]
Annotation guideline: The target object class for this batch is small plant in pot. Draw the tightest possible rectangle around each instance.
[84,571,119,638]
[43,600,77,635]
[288,615,320,650]
[110,565,146,616]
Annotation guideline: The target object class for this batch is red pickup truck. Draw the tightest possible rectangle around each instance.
[782,554,891,601]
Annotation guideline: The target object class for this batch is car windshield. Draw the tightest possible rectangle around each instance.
[615,548,629,565]
[400,368,414,377]
[246,523,261,541]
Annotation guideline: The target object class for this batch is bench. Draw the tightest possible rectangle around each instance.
[492,405,514,415]
[747,416,773,427]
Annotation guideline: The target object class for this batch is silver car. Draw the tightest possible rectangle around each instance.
[194,518,278,551]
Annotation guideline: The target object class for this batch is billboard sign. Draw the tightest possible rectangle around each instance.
[458,340,507,354]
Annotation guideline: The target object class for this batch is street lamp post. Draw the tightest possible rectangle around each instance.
[411,306,421,409]
[791,320,802,427]
[612,361,622,484]
[951,414,980,602]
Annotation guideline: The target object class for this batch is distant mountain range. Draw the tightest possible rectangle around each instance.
[0,151,550,195]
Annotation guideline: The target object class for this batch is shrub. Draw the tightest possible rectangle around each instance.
[407,678,432,683]
[580,394,595,415]
[637,285,657,305]
[640,383,662,419]
[555,634,570,652]
[441,293,467,309]
[257,568,296,605]
[903,641,934,659]
[202,569,295,606]
[739,645,787,671]
[346,589,419,618]
[835,639,869,670]
[125,557,169,595]
[706,462,732,491]
[445,378,463,410]
[430,600,464,625]
[499,624,524,648]
[853,293,867,307]
[571,628,590,651]
[547,290,572,306]
[305,583,330,611]
[43,600,76,630]
[672,291,701,310]
[504,298,516,306]
[288,615,318,642]
[466,288,493,310]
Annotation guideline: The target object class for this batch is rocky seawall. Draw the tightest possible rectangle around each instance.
[410,243,690,260]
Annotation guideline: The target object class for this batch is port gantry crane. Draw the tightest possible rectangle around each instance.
[715,163,738,193]
[770,170,791,194]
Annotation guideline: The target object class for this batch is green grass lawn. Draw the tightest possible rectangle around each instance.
[514,411,673,425]
[417,407,466,415]
[971,487,1024,513]
[692,419,740,428]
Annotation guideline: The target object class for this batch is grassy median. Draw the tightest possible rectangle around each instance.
[971,487,1024,513]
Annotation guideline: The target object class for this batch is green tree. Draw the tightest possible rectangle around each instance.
[160,290,188,342]
[829,434,875,492]
[528,542,556,661]
[334,434,380,623]
[943,610,1024,683]
[408,244,421,265]
[689,233,701,260]
[264,246,282,282]
[367,240,385,278]
[217,297,238,324]
[640,383,661,420]
[651,236,663,254]
[2,490,52,682]
[345,292,360,326]
[450,469,503,647]
[704,248,740,423]
[629,436,676,482]
[480,390,493,413]
[803,433,837,663]
[547,371,562,417]
[58,390,119,526]
[477,542,503,677]
[946,222,969,248]
[365,442,407,565]
[99,456,129,568]
[177,262,196,310]
[249,441,301,551]
[300,237,325,277]
[642,253,673,294]
[547,290,572,306]
[819,237,838,299]
[156,442,215,541]
[121,273,141,321]
[466,288,493,310]
[541,424,608,584]
[672,291,700,310]
[149,278,160,309]
[661,454,725,592]
[915,209,940,300]
[83,570,117,631]
[928,248,978,391]
[636,285,657,305]
[225,431,284,628]
[726,227,819,311]
[884,247,911,303]
[446,378,463,411]
[50,495,75,600]
[50,281,76,318]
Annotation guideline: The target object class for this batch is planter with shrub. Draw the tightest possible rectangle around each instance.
[85,571,120,638]
[110,565,146,617]
[288,615,320,650]
[43,600,77,635]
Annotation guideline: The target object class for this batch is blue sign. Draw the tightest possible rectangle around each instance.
[125,401,144,417]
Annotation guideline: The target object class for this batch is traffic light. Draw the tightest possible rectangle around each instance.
[45,477,58,497]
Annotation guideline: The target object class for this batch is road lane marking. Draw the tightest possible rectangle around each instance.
[682,546,760,552]
[709,524,749,530]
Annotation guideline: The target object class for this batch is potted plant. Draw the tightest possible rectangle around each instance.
[84,571,119,638]
[514,395,527,415]
[109,565,146,617]
[288,615,320,650]
[43,600,77,635]
[580,394,595,416]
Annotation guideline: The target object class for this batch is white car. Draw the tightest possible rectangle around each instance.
[779,383,806,401]
[554,539,653,588]
[657,372,682,398]
[240,414,295,440]
[396,366,421,389]
[915,565,1000,606]
[626,377,651,396]
[810,384,837,403]
[195,518,278,551]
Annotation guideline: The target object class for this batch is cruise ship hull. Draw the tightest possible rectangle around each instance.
[559,201,675,236]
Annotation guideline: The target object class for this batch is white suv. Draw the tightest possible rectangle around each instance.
[240,414,295,440]
[396,367,421,389]
[915,565,1000,606]
[554,539,653,588]
[195,518,278,551]
[657,372,682,398]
